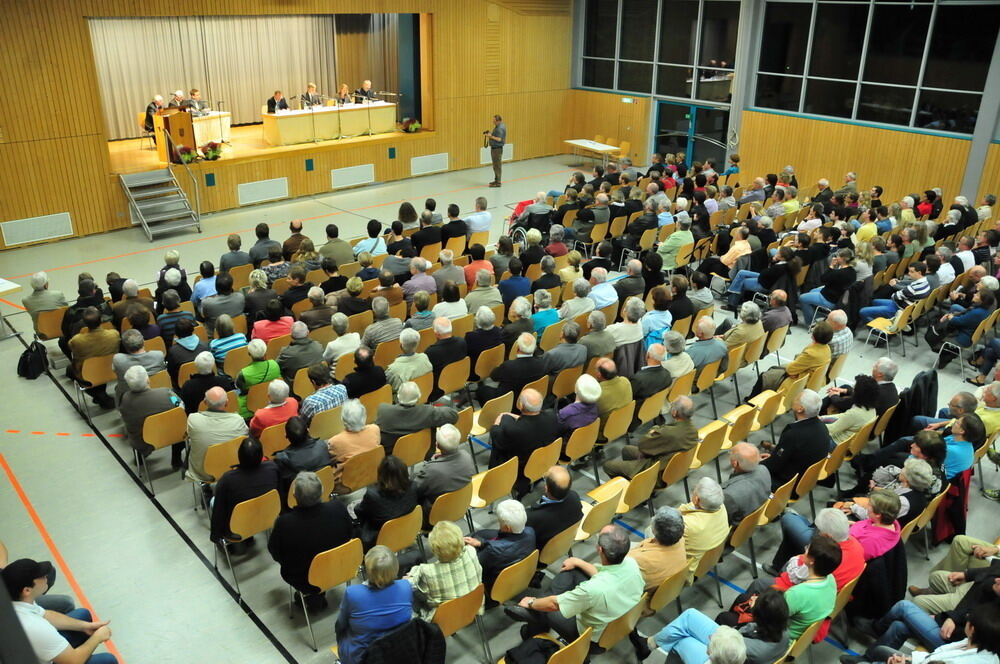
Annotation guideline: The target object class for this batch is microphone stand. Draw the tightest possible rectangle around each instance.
[364,96,373,137]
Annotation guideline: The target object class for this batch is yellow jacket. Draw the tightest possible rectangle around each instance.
[785,342,830,378]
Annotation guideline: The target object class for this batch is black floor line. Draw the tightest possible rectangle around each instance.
[8,323,300,664]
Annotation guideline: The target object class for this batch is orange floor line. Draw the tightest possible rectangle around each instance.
[0,454,125,663]
[6,166,574,280]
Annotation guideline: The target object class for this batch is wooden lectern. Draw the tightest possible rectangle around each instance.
[153,108,194,164]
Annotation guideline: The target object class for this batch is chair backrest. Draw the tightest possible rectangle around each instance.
[763,474,800,523]
[202,435,245,482]
[622,460,661,512]
[456,406,473,441]
[538,319,566,352]
[786,619,824,660]
[578,490,622,539]
[826,352,849,385]
[474,456,517,507]
[373,338,403,369]
[848,417,878,457]
[565,418,600,462]
[245,379,275,413]
[292,366,316,399]
[222,344,251,379]
[597,593,647,650]
[793,455,828,498]
[741,334,768,369]
[549,627,594,664]
[695,358,722,392]
[141,406,187,451]
[80,354,116,387]
[433,583,484,637]
[724,405,756,448]
[778,373,809,415]
[347,310,374,335]
[176,361,198,386]
[287,465,334,508]
[476,391,514,431]
[636,387,670,426]
[765,324,789,355]
[309,405,343,439]
[601,400,637,442]
[661,446,698,487]
[394,429,432,467]
[308,537,363,593]
[805,363,830,392]
[873,401,899,439]
[519,374,550,404]
[260,422,289,457]
[492,549,540,603]
[376,505,423,553]
[148,370,172,390]
[334,351,355,381]
[474,343,505,381]
[918,485,950,529]
[649,568,687,613]
[35,307,67,340]
[359,384,392,422]
[452,313,474,338]
[824,440,851,479]
[229,489,281,540]
[717,344,746,382]
[693,540,726,581]
[667,369,695,401]
[412,372,434,404]
[729,501,768,550]
[540,519,581,566]
[524,438,562,483]
[340,445,385,492]
[437,357,471,396]
[551,365,584,400]
[831,567,865,619]
[695,420,727,468]
[429,480,474,525]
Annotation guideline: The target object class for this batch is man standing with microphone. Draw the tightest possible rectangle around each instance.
[485,114,506,188]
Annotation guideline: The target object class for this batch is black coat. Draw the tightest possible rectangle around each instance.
[525,490,583,551]
[762,417,830,490]
[355,485,419,549]
[212,462,280,541]
[426,336,468,377]
[411,226,442,252]
[489,356,548,400]
[466,327,504,379]
[179,373,236,413]
[342,366,387,399]
[847,539,907,620]
[363,619,446,664]
[488,410,561,487]
[630,365,672,401]
[267,501,353,591]
[582,256,613,280]
[440,220,468,242]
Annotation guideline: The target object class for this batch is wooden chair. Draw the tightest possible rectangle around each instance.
[74,354,116,422]
[759,474,799,526]
[347,310,374,335]
[787,455,828,519]
[34,307,67,341]
[648,568,687,615]
[197,389,238,414]
[689,420,727,483]
[294,538,363,650]
[470,457,517,509]
[586,461,661,518]
[692,541,727,608]
[575,488,622,541]
[338,445,385,493]
[667,369,696,401]
[661,446,699,501]
[764,324,789,367]
[865,303,915,357]
[265,334,291,360]
[773,619,824,663]
[376,505,423,553]
[144,336,167,355]
[428,480,474,529]
[290,366,315,400]
[287,465,334,509]
[519,374,550,405]
[720,404,756,450]
[539,520,581,567]
[635,387,670,429]
[437,357,470,397]
[394,429,431,468]
[491,549,540,604]
[137,406,187,494]
[694,358,723,417]
[260,422,289,457]
[176,361,197,386]
[372,338,402,369]
[523,438,563,488]
[333,352,355,382]
[433,584,491,663]
[726,501,769,578]
[469,391,514,469]
[201,435,245,484]
[538,319,566,351]
[359,384,392,422]
[551,365,584,401]
[148,371,172,390]
[597,592,646,652]
[473,343,505,382]
[564,419,600,465]
[214,489,281,596]
[222,345,251,379]
[309,405,343,439]
[245,379,275,413]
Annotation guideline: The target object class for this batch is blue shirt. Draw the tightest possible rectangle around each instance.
[336,580,412,664]
[588,282,618,309]
[464,211,493,233]
[875,218,893,234]
[191,276,217,309]
[353,236,387,257]
[498,276,531,305]
[532,308,559,335]
[943,435,974,480]
[209,333,248,364]
[300,383,349,422]
[641,309,673,349]
[657,211,675,227]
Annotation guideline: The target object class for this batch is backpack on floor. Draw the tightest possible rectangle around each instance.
[17,341,48,379]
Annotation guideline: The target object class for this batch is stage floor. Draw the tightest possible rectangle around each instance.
[108,123,416,174]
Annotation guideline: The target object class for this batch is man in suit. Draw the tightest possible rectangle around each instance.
[413,423,476,516]
[267,91,289,113]
[582,242,614,280]
[354,80,375,102]
[824,356,899,417]
[340,346,387,399]
[762,389,831,490]
[425,316,468,396]
[144,95,164,133]
[167,90,185,108]
[410,212,443,254]
[531,256,562,294]
[613,200,658,263]
[110,279,155,329]
[477,332,547,404]
[182,89,209,116]
[721,443,771,526]
[630,344,672,401]
[488,388,561,497]
[302,83,322,108]
[604,396,697,479]
[541,321,587,376]
[21,271,68,331]
[525,466,583,553]
[375,381,458,453]
[613,259,646,301]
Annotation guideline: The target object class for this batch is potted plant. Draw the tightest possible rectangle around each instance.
[401,118,422,133]
[177,145,197,164]
[201,141,222,161]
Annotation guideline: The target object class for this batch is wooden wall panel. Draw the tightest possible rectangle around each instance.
[738,110,972,205]
[567,90,651,165]
[978,143,1000,206]
[0,0,573,250]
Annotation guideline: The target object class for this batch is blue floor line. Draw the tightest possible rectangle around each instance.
[470,435,492,450]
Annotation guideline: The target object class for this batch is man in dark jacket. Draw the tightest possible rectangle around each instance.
[425,316,469,383]
[630,343,672,401]
[375,381,458,453]
[477,332,547,404]
[411,213,443,253]
[465,499,536,601]
[268,470,352,610]
[526,466,583,552]
[488,389,561,497]
[341,346,387,399]
[762,388,831,490]
[272,416,333,495]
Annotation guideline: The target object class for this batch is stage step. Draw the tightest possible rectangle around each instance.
[119,168,201,242]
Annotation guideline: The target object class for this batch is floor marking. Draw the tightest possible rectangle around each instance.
[0,454,125,663]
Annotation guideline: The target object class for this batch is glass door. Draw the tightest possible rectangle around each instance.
[654,100,730,167]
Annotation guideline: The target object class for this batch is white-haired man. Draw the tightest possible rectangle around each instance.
[361,296,404,349]
[413,422,475,513]
[604,396,697,479]
[22,271,68,329]
[376,380,458,454]
[586,267,618,309]
[629,505,687,593]
[465,499,536,601]
[110,279,155,328]
[488,388,560,497]
[630,343,672,400]
[762,290,793,332]
[721,442,771,525]
[680,477,729,579]
[657,217,694,270]
[834,171,857,197]
[276,321,323,381]
[179,350,235,413]
[687,316,728,371]
[825,356,899,416]
[478,332,547,404]
[113,329,166,402]
[825,309,854,360]
[762,388,830,490]
[186,386,249,485]
[614,260,646,301]
[248,379,298,438]
[517,192,553,224]
[531,255,562,293]
[298,287,334,331]
[579,309,615,359]
[385,328,432,393]
[465,269,503,311]
[200,272,245,337]
[542,321,586,375]
[433,250,465,296]
[119,365,182,465]
[559,279,595,321]
[425,317,468,386]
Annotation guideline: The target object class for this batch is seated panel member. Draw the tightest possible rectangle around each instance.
[335,83,351,105]
[144,95,164,133]
[167,89,186,108]
[302,83,321,108]
[267,91,289,113]
[183,88,209,116]
[354,79,375,103]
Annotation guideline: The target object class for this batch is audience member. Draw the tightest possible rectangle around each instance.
[299,362,348,422]
[413,423,475,515]
[276,321,323,381]
[185,386,248,486]
[385,328,432,393]
[465,499,535,600]
[376,381,458,454]
[355,455,419,549]
[487,388,560,497]
[179,351,235,413]
[721,443,771,526]
[248,379,299,438]
[236,338,281,418]
[406,521,483,620]
[328,400,380,494]
[323,313,361,362]
[604,396,697,479]
[335,546,411,664]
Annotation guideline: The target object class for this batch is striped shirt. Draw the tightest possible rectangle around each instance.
[209,333,248,364]
[157,310,196,341]
[300,383,348,422]
[892,277,930,308]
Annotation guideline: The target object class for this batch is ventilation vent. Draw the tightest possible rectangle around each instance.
[479,143,514,165]
[237,178,288,206]
[331,164,375,189]
[1,213,74,246]
[411,153,449,176]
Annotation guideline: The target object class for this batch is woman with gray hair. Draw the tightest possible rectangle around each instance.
[721,300,765,350]
[545,224,568,257]
[558,278,595,321]
[335,545,413,664]
[662,330,695,379]
[680,477,729,580]
[467,306,503,380]
[323,312,362,362]
[235,338,281,418]
[209,313,248,365]
[628,506,686,592]
[556,373,602,438]
[403,290,435,331]
[843,457,935,528]
[531,288,558,335]
[406,521,483,619]
[327,399,381,494]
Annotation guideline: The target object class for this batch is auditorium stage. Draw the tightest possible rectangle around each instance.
[108,123,430,175]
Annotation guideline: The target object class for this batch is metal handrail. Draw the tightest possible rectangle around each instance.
[162,127,202,222]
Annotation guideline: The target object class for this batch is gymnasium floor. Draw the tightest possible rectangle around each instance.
[1,155,997,664]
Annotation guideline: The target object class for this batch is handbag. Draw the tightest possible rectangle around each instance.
[17,341,49,379]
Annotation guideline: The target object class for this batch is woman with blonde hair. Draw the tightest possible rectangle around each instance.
[244,269,277,321]
[406,521,483,619]
[291,238,321,271]
[559,250,583,283]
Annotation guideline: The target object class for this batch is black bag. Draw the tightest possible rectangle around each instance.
[503,637,560,664]
[17,341,49,379]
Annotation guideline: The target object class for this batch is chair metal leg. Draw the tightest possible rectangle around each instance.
[748,537,758,579]
[592,451,601,485]
[732,375,742,404]
[709,389,718,419]
[923,528,931,561]
[809,492,816,521]
[417,535,427,562]
[300,592,317,652]
[712,567,723,608]
[465,510,475,533]
[467,438,480,473]
[288,585,295,618]
[475,615,493,664]
[682,476,691,502]
[714,456,723,484]
[222,543,240,596]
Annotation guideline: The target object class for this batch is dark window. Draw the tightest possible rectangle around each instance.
[863,5,931,86]
[755,74,802,111]
[584,0,618,59]
[658,0,699,64]
[857,85,915,127]
[700,2,741,68]
[809,4,869,80]
[923,5,1000,91]
[759,3,813,75]
[619,0,658,61]
[618,61,654,94]
[916,89,980,134]
[582,58,615,89]
[803,79,856,119]
[657,65,695,98]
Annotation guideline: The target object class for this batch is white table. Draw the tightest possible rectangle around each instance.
[192,111,231,145]
[564,139,620,167]
[262,102,396,146]
[0,277,24,339]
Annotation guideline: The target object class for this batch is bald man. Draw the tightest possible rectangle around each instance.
[721,442,771,525]
[282,220,310,261]
[595,358,632,427]
[487,388,561,497]
[185,386,249,485]
[526,466,583,553]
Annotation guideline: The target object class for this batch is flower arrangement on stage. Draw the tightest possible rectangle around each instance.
[177,145,197,164]
[201,141,223,161]
[401,117,422,133]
